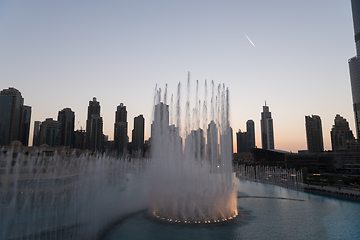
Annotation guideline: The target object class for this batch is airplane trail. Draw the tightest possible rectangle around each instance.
[243,32,255,47]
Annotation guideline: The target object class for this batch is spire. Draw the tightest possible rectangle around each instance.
[265,100,267,106]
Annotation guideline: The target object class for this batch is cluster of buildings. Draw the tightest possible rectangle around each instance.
[235,108,360,174]
[2,1,360,175]
[233,1,360,175]
[0,91,146,157]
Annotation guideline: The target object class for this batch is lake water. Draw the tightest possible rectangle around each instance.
[102,179,360,240]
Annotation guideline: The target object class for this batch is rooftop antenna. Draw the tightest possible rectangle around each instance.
[265,100,267,106]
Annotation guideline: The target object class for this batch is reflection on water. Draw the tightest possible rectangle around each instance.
[103,179,360,240]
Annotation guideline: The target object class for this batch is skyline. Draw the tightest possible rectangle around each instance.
[0,1,356,152]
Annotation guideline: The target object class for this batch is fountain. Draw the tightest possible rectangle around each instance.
[149,76,238,225]
[2,75,360,239]
[234,164,303,190]
[0,146,148,239]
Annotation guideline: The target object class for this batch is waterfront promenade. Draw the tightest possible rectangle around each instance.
[304,184,360,202]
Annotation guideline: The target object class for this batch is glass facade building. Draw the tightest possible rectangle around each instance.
[261,104,274,150]
[349,0,360,138]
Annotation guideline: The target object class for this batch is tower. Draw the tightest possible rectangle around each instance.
[246,120,255,151]
[151,103,169,135]
[132,114,144,156]
[349,0,360,138]
[305,115,324,153]
[114,103,128,156]
[261,102,274,150]
[39,118,61,147]
[85,97,103,152]
[58,108,75,147]
[330,114,355,151]
[207,120,219,162]
[19,105,32,146]
[0,87,31,146]
[236,130,247,153]
[32,121,41,146]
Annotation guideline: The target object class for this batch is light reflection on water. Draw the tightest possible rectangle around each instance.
[104,179,360,240]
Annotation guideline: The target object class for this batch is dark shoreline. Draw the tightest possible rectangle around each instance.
[304,186,360,202]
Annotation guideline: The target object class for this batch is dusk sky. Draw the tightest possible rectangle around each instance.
[0,1,356,152]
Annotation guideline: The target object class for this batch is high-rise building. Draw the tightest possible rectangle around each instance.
[32,121,41,146]
[0,87,31,146]
[185,128,205,160]
[85,97,103,152]
[114,103,128,156]
[261,103,274,150]
[349,0,360,139]
[236,130,247,153]
[305,115,324,153]
[74,129,86,150]
[151,102,169,138]
[58,108,75,147]
[132,114,144,156]
[237,120,256,153]
[330,114,355,151]
[19,105,32,146]
[246,120,255,151]
[207,120,219,161]
[39,118,61,147]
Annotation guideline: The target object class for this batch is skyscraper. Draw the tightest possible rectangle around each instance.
[114,103,128,156]
[236,130,247,153]
[207,121,219,161]
[58,108,75,147]
[19,105,32,146]
[236,120,255,153]
[185,128,205,160]
[349,0,360,139]
[85,97,103,152]
[132,114,144,156]
[246,120,255,151]
[330,114,355,151]
[305,115,324,153]
[261,103,274,150]
[0,87,31,146]
[39,118,61,147]
[151,102,169,137]
[32,121,41,146]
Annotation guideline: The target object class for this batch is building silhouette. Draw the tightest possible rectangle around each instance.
[114,103,128,156]
[305,115,324,153]
[58,108,75,147]
[330,114,355,152]
[85,97,103,152]
[185,128,205,160]
[0,87,31,146]
[207,121,219,161]
[151,102,169,138]
[74,129,86,150]
[132,114,144,156]
[349,0,360,139]
[32,121,41,146]
[237,120,255,153]
[19,105,31,146]
[39,118,61,147]
[260,103,274,150]
[236,130,247,153]
[246,120,255,151]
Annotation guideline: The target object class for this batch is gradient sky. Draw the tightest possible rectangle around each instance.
[0,0,356,152]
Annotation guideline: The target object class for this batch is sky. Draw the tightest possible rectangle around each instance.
[0,0,356,153]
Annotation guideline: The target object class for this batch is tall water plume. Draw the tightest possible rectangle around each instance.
[149,74,237,224]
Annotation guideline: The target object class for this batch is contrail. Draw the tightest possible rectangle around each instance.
[243,32,255,47]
